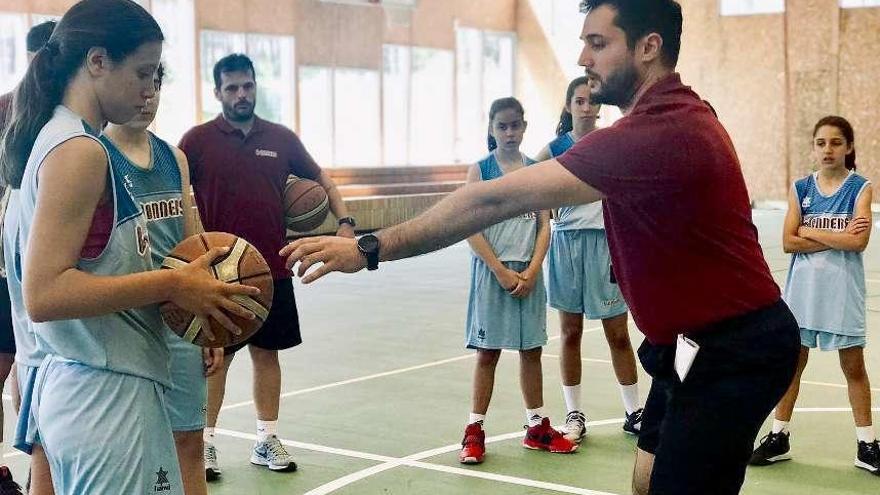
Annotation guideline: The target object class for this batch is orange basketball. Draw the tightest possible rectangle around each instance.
[160,232,274,348]
[284,176,330,232]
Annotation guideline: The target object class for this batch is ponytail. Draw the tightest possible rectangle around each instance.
[0,0,163,188]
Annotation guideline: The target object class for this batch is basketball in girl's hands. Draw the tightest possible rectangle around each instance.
[284,176,330,232]
[160,232,273,347]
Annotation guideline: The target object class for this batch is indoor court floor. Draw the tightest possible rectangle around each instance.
[2,209,878,494]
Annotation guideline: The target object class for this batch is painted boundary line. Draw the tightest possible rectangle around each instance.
[222,326,605,412]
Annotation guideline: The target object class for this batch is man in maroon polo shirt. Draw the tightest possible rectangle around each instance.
[179,53,355,479]
[280,1,800,493]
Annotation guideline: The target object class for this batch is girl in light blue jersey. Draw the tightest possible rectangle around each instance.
[535,77,642,442]
[459,97,576,466]
[103,66,221,495]
[751,116,879,475]
[0,2,259,494]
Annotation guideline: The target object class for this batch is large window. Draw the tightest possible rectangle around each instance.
[299,66,381,167]
[456,27,516,163]
[382,45,454,166]
[199,31,295,129]
[0,13,28,95]
[720,0,785,16]
[840,0,880,7]
[151,0,196,145]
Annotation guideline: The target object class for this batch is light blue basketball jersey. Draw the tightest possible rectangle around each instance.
[548,132,604,230]
[783,172,870,336]
[18,106,170,386]
[474,153,539,263]
[2,190,43,367]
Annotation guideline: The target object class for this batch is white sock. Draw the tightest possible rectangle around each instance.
[562,384,582,414]
[203,427,215,443]
[619,383,640,415]
[771,420,789,434]
[856,426,876,443]
[257,420,278,442]
[526,407,545,427]
[468,413,486,425]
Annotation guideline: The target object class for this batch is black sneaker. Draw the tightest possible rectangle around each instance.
[749,431,791,466]
[622,408,643,435]
[0,466,23,495]
[855,440,880,475]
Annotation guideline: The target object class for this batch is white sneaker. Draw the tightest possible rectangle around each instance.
[562,410,587,443]
[204,442,221,481]
[250,435,297,472]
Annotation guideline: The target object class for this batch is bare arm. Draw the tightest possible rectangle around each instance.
[24,138,258,331]
[527,210,551,274]
[316,170,355,238]
[782,186,828,254]
[533,145,552,163]
[799,184,873,253]
[280,159,602,283]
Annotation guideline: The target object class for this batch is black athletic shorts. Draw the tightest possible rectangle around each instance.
[637,299,799,495]
[226,278,302,354]
[0,277,15,354]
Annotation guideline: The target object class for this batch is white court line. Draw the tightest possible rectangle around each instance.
[802,380,880,393]
[793,407,880,413]
[301,417,625,495]
[221,327,604,412]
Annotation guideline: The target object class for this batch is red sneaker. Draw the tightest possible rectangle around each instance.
[459,422,486,464]
[523,417,578,453]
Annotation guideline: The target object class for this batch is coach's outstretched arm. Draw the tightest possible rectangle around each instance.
[280,160,603,283]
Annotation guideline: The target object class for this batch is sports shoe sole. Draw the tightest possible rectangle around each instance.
[563,430,586,444]
[749,453,792,466]
[522,441,579,453]
[459,455,484,465]
[854,458,880,475]
[250,454,298,472]
[622,426,640,436]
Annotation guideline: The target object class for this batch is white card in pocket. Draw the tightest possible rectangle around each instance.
[674,334,700,382]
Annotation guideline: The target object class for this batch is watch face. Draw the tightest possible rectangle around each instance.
[358,235,379,253]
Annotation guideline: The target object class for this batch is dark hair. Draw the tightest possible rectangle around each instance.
[580,0,683,67]
[26,21,57,53]
[556,76,590,136]
[813,116,857,171]
[156,62,165,91]
[1,0,163,188]
[487,97,525,152]
[213,53,256,90]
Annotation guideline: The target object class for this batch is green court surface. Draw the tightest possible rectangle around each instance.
[3,209,879,494]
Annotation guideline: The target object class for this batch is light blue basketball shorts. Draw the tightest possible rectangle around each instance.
[546,228,628,320]
[165,331,207,432]
[13,362,39,454]
[800,328,866,351]
[32,356,183,495]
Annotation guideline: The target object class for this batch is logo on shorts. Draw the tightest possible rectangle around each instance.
[602,297,621,307]
[478,328,486,340]
[153,467,171,492]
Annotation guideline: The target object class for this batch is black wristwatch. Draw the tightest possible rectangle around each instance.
[338,217,356,228]
[357,234,380,271]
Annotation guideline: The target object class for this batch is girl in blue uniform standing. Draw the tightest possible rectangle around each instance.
[0,1,258,493]
[750,116,879,475]
[535,77,642,442]
[459,97,576,465]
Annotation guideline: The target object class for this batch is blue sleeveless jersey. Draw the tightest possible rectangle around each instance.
[18,106,170,386]
[547,132,603,230]
[783,172,870,336]
[473,153,539,262]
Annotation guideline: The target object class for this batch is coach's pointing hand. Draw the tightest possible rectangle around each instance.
[280,236,367,283]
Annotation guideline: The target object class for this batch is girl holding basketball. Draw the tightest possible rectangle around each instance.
[750,116,880,474]
[534,77,642,442]
[458,97,576,465]
[0,1,258,493]
[103,64,220,495]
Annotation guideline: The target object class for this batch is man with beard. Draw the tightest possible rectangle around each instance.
[179,53,354,480]
[279,1,800,494]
